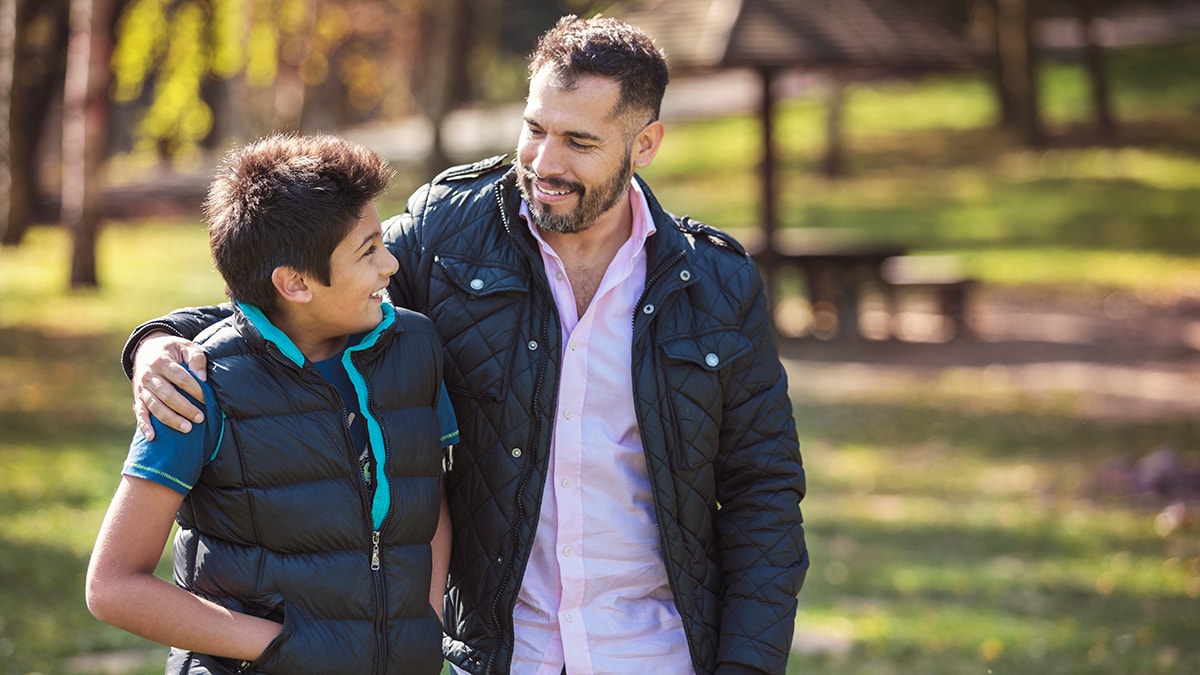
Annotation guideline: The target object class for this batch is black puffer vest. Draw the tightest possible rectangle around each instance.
[166,303,446,675]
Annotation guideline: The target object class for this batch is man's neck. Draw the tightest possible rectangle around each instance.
[538,194,634,318]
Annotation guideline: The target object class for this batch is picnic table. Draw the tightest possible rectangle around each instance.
[747,229,975,341]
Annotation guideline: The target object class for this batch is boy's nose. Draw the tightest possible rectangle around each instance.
[382,248,399,277]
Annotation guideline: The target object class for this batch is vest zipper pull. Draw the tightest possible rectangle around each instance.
[371,530,381,571]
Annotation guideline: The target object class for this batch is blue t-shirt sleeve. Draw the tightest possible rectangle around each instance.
[122,374,222,496]
[437,382,459,448]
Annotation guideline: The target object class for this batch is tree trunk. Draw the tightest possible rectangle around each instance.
[995,0,1044,145]
[62,0,113,288]
[0,0,14,247]
[419,0,468,177]
[820,70,848,179]
[980,0,1016,128]
[1076,0,1115,141]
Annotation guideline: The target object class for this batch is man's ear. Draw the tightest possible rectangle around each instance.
[632,120,665,169]
[271,266,312,303]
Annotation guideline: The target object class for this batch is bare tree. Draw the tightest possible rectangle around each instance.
[994,0,1045,145]
[0,0,13,247]
[62,0,113,288]
[418,0,470,177]
[1073,0,1116,140]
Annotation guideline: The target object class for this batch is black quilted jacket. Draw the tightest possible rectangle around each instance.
[383,156,808,675]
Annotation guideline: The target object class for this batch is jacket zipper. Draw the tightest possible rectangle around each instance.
[628,247,709,671]
[273,342,389,675]
[481,183,555,674]
[632,248,686,329]
[351,350,389,675]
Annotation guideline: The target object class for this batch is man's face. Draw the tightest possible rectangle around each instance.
[516,68,638,235]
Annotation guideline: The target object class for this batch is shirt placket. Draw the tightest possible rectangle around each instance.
[555,307,591,667]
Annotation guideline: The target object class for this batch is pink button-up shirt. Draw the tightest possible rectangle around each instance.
[507,180,693,675]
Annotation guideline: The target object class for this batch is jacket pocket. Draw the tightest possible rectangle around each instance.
[656,328,753,468]
[429,253,530,401]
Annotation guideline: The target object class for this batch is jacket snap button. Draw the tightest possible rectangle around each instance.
[527,340,538,351]
[705,353,720,367]
[469,278,484,290]
[679,269,692,282]
[642,304,655,315]
[511,448,522,458]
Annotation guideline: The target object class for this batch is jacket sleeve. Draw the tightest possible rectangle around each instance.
[120,304,235,380]
[712,265,808,674]
[381,178,440,314]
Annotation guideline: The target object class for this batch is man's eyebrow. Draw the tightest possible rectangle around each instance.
[524,116,602,143]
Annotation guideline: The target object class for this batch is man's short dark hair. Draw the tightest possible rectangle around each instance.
[205,133,393,312]
[528,15,670,126]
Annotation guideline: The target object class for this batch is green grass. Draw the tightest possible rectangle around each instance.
[2,38,1200,675]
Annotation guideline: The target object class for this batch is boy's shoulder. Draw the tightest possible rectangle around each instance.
[389,306,438,335]
[193,314,245,355]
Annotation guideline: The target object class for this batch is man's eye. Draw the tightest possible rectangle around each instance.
[569,141,593,150]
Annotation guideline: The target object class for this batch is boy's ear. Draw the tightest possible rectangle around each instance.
[271,266,312,303]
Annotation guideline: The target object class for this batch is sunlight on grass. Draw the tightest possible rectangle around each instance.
[958,248,1200,300]
[790,360,1200,673]
[1,38,1199,675]
[0,221,225,334]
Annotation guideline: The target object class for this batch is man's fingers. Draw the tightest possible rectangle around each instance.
[129,333,207,434]
[184,347,208,382]
[147,373,203,427]
[133,398,155,441]
[155,357,206,404]
[140,387,195,434]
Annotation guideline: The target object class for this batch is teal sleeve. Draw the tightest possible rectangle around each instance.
[121,373,222,495]
[437,382,459,448]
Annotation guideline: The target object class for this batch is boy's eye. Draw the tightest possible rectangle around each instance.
[364,245,377,257]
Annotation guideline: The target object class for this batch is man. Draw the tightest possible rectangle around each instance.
[125,15,807,675]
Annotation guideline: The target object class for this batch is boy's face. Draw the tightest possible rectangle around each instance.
[305,205,398,340]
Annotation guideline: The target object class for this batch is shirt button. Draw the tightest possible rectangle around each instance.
[564,613,574,622]
[556,271,564,281]
[469,278,484,291]
[563,546,572,556]
[569,341,578,351]
[511,447,522,458]
[564,410,572,419]
[705,352,720,367]
[561,478,571,488]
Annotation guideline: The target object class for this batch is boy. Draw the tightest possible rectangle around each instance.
[86,133,457,674]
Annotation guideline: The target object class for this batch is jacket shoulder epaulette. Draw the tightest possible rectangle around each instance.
[432,154,512,184]
[676,216,748,256]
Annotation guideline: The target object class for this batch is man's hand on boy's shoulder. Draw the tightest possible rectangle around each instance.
[132,333,209,440]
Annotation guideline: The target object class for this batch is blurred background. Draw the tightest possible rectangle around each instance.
[1,0,1199,673]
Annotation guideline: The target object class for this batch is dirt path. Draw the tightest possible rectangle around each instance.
[777,286,1200,420]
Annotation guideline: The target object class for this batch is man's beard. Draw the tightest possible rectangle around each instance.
[517,152,633,235]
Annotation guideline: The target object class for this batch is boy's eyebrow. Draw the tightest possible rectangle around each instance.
[524,116,602,143]
[354,232,378,252]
